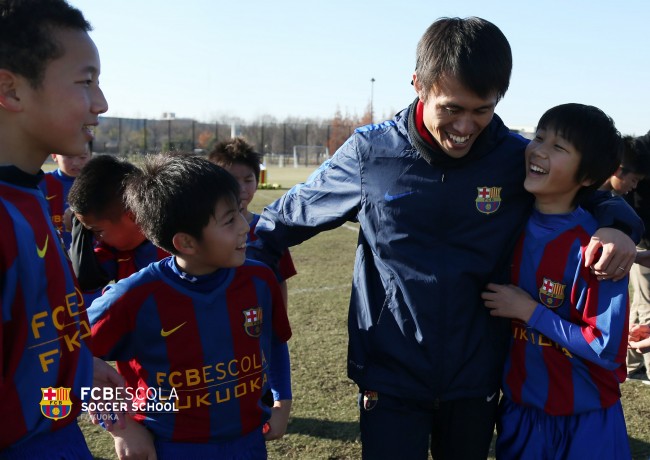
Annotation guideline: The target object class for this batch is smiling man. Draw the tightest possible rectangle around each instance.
[250,17,642,460]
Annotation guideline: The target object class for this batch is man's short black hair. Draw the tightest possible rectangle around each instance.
[415,17,512,102]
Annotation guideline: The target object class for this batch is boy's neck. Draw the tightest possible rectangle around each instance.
[533,197,577,215]
[174,255,222,277]
[599,180,613,192]
[0,143,49,175]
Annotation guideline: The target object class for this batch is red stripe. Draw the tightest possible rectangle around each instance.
[504,321,527,404]
[0,185,85,444]
[535,227,585,413]
[226,269,266,435]
[19,191,86,427]
[505,235,527,401]
[153,285,211,442]
[42,175,65,230]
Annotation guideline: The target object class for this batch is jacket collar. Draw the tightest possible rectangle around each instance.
[406,97,509,168]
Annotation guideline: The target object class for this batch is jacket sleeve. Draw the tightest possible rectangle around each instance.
[583,190,644,244]
[249,135,363,265]
[69,215,112,291]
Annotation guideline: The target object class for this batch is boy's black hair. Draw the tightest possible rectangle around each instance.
[620,135,650,177]
[208,137,262,183]
[536,103,623,204]
[415,17,512,102]
[124,153,240,255]
[0,0,91,87]
[68,155,139,219]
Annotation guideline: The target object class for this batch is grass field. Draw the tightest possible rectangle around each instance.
[78,165,650,459]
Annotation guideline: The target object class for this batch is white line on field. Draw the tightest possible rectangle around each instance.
[289,284,351,295]
[341,223,359,232]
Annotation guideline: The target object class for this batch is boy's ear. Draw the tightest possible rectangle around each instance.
[580,176,596,187]
[125,210,137,222]
[0,69,24,112]
[172,232,197,255]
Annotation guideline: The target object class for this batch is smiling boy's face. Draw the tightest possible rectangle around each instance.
[17,28,107,163]
[524,128,593,214]
[176,197,250,276]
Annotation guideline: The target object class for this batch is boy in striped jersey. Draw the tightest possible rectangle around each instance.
[0,0,123,457]
[38,150,91,251]
[482,104,631,459]
[67,154,169,297]
[87,154,292,459]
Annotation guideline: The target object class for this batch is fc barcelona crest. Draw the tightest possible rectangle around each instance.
[243,307,263,338]
[40,387,72,420]
[538,277,566,308]
[475,186,502,214]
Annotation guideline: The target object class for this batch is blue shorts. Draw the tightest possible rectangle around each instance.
[497,396,630,460]
[154,426,267,460]
[0,422,92,460]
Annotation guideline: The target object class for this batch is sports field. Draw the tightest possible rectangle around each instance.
[79,165,650,459]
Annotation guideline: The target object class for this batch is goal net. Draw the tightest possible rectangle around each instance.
[290,145,330,168]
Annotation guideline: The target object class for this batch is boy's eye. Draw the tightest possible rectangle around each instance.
[444,107,459,115]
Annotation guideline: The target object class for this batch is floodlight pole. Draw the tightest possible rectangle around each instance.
[370,78,375,124]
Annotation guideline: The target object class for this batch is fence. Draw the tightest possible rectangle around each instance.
[92,117,356,166]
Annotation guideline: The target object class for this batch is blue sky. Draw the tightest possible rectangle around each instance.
[70,0,649,136]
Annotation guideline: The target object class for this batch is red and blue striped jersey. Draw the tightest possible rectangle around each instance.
[248,213,296,282]
[38,169,76,250]
[502,207,629,415]
[95,239,169,283]
[0,166,93,450]
[88,257,292,442]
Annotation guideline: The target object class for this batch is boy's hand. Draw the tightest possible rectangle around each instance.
[264,399,292,441]
[585,228,635,281]
[63,207,74,232]
[482,283,537,323]
[91,358,127,431]
[629,324,650,354]
[111,416,157,460]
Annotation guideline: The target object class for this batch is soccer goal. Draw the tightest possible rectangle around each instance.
[290,145,330,168]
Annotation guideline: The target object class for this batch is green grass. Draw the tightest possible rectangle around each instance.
[79,165,650,459]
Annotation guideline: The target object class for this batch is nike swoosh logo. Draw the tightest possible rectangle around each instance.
[486,392,498,403]
[36,235,49,258]
[384,191,415,202]
[161,322,187,337]
[117,258,131,262]
[45,195,57,200]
